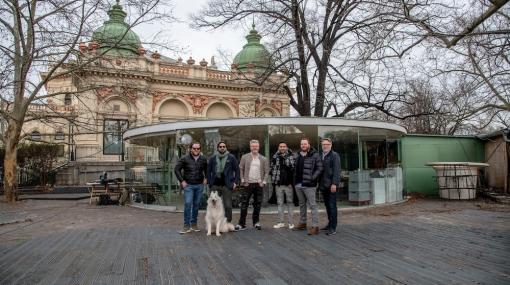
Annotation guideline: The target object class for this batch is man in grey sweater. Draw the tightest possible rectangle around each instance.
[235,139,270,231]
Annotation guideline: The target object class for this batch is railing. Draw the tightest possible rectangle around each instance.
[27,104,74,113]
[159,65,189,77]
[206,70,231,81]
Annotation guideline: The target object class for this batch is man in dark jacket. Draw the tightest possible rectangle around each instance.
[206,141,240,223]
[270,142,295,229]
[174,142,208,234]
[293,138,323,235]
[319,138,341,236]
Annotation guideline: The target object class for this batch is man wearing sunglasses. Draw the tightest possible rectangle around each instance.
[175,142,208,234]
[206,141,240,223]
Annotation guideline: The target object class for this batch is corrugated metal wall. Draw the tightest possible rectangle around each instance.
[401,135,484,195]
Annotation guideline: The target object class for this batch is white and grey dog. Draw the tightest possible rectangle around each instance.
[205,191,235,236]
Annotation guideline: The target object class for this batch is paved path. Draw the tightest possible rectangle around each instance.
[0,199,509,284]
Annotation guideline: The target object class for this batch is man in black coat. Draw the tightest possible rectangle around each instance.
[293,138,323,235]
[174,142,208,234]
[206,141,240,223]
[319,138,341,236]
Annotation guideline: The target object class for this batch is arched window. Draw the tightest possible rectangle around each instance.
[31,131,41,141]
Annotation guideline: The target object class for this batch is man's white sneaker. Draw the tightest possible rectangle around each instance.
[273,223,285,229]
[288,223,295,229]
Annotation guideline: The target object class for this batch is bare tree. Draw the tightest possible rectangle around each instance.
[400,0,509,111]
[0,0,172,202]
[194,0,508,132]
[193,0,407,117]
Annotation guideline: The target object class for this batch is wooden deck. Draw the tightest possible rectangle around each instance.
[0,200,509,284]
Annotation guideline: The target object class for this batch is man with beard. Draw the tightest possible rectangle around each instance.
[293,138,323,235]
[319,138,341,236]
[270,142,296,229]
[206,141,240,223]
[174,142,208,234]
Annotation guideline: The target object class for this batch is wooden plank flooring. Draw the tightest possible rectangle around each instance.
[0,204,509,284]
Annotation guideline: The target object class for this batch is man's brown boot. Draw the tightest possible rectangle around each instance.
[293,223,307,231]
[308,226,319,235]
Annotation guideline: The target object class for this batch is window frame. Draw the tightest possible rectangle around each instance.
[103,119,129,155]
[54,131,65,141]
[30,131,42,141]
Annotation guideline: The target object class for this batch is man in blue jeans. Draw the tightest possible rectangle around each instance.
[319,138,341,236]
[174,142,208,234]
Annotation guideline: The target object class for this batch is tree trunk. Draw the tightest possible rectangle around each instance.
[3,119,21,203]
[314,66,328,117]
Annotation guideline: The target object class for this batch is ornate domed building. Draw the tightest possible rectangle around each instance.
[23,2,290,185]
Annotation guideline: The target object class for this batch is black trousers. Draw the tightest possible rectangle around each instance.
[238,183,263,226]
[321,187,338,230]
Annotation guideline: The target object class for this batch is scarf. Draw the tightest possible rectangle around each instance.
[271,150,295,184]
[215,151,229,178]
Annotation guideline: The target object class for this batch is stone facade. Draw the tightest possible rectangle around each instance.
[20,3,290,185]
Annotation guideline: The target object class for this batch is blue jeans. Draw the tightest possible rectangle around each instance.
[183,184,204,226]
[321,188,338,230]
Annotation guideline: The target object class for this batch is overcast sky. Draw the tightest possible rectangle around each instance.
[133,0,248,69]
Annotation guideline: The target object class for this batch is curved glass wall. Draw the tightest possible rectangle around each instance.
[123,118,406,209]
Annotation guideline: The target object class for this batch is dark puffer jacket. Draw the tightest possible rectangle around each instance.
[294,148,323,187]
[174,153,208,185]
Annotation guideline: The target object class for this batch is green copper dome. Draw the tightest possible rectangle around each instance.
[92,1,141,57]
[233,25,273,73]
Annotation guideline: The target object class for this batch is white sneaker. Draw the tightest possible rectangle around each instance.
[273,223,285,229]
[288,223,295,229]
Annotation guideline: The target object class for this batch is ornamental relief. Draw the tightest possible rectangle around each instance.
[151,91,170,112]
[240,102,256,117]
[222,97,240,116]
[255,99,282,115]
[183,94,210,114]
[95,86,138,105]
[122,88,138,103]
[95,87,114,102]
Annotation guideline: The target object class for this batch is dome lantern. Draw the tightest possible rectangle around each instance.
[91,1,142,57]
[232,25,273,73]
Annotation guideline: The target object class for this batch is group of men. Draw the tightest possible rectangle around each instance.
[173,138,341,236]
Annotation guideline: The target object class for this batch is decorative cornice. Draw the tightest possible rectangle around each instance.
[79,67,287,94]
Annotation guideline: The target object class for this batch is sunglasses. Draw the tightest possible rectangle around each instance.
[218,146,226,148]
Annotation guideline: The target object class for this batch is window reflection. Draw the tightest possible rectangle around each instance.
[124,122,404,208]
